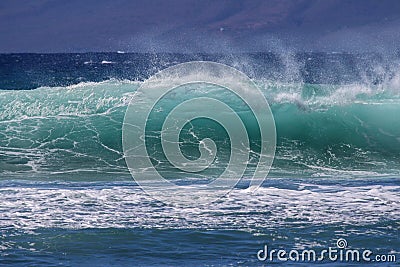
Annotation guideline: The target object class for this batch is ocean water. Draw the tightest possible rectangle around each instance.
[0,53,399,266]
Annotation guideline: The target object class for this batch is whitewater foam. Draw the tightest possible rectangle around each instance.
[0,179,398,231]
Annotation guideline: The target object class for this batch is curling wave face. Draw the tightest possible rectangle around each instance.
[1,79,399,180]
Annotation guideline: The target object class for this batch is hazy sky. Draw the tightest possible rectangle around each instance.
[1,0,400,53]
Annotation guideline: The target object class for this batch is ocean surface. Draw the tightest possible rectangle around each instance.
[0,53,399,266]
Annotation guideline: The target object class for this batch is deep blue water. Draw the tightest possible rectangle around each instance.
[0,53,399,266]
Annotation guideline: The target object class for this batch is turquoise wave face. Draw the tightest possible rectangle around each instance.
[1,80,399,180]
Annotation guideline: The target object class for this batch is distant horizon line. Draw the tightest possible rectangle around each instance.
[0,51,397,55]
